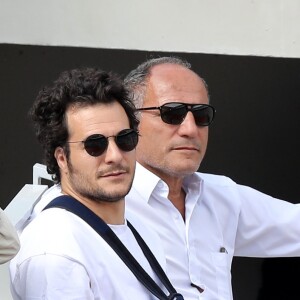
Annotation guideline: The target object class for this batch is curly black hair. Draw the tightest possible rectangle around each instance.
[30,67,139,183]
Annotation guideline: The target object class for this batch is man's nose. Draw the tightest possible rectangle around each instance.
[177,111,198,137]
[104,139,123,163]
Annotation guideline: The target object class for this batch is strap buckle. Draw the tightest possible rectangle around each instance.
[168,293,184,300]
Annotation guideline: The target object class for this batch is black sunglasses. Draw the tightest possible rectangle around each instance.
[137,102,216,126]
[67,128,139,157]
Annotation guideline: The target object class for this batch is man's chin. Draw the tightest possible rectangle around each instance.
[176,158,201,170]
[87,192,127,203]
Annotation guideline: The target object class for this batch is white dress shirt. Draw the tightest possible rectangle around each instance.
[125,163,300,300]
[10,207,166,300]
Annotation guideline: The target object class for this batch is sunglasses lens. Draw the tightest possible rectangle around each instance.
[84,135,108,157]
[161,104,187,125]
[193,105,215,126]
[82,130,138,157]
[115,129,139,152]
[160,103,215,126]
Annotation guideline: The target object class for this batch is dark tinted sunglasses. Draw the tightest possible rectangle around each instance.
[137,102,216,126]
[67,128,139,157]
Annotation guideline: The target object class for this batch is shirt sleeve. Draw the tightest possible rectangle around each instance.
[0,208,20,264]
[12,254,95,300]
[234,184,300,256]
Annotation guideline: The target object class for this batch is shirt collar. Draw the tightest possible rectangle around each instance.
[133,162,203,204]
[132,162,162,203]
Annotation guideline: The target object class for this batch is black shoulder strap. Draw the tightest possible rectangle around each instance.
[43,195,184,300]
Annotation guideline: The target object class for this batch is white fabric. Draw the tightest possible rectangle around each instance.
[13,162,300,300]
[0,208,20,264]
[125,163,300,300]
[10,207,166,300]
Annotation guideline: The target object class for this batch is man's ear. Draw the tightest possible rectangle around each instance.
[54,147,68,174]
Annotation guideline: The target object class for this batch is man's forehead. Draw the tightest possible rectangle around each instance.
[149,63,197,77]
[145,64,208,105]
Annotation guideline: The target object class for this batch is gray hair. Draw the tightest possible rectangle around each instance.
[124,56,209,108]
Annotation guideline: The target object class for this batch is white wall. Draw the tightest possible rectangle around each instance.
[1,0,299,58]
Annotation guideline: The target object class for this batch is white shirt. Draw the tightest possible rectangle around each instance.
[125,163,300,300]
[10,207,166,300]
[17,163,300,300]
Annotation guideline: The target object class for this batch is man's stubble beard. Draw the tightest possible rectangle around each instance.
[67,160,133,203]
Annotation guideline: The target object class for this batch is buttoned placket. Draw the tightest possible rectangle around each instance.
[184,181,207,297]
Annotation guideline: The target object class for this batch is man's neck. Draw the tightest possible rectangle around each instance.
[157,173,186,219]
[140,163,187,219]
[167,182,186,220]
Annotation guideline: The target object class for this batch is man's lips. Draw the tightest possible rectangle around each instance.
[101,171,127,177]
[173,146,200,151]
[98,170,127,178]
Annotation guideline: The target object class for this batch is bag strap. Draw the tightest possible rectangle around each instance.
[127,221,182,298]
[43,195,184,300]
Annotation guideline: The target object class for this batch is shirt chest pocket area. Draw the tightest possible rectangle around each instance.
[211,251,232,299]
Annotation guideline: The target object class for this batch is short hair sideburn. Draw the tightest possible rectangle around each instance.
[124,56,191,108]
[124,56,209,108]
